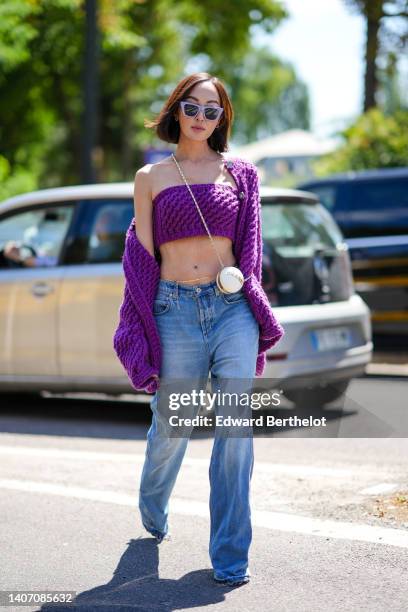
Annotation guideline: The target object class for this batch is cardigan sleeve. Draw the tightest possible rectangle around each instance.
[113,220,161,394]
[234,161,260,282]
[237,161,285,374]
[251,164,263,284]
[113,283,160,393]
[235,160,264,284]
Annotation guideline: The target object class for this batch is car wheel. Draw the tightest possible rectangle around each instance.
[284,380,350,408]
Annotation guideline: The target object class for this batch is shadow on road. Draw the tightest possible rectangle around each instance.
[0,392,152,440]
[37,537,235,611]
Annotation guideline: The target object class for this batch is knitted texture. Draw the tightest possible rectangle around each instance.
[153,183,240,250]
[113,226,162,393]
[113,156,285,393]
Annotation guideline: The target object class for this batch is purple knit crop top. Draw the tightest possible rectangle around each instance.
[152,183,244,250]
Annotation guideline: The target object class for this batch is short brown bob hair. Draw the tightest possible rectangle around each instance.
[144,72,234,152]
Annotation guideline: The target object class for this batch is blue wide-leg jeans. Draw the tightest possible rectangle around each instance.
[138,278,259,583]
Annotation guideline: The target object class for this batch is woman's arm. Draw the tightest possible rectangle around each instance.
[133,165,155,259]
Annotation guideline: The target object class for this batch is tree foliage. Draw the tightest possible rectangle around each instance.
[342,0,408,110]
[312,108,408,175]
[223,46,310,144]
[0,0,312,198]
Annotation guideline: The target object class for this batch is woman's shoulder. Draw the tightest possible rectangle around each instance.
[136,157,172,179]
[224,154,257,170]
[135,157,173,194]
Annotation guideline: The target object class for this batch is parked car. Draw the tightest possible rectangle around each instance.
[0,183,372,406]
[298,167,408,334]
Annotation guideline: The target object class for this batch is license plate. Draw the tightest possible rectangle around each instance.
[311,327,352,351]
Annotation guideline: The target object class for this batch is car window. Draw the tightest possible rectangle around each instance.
[261,202,343,257]
[260,201,349,307]
[305,185,337,211]
[64,199,133,265]
[87,203,132,263]
[0,204,75,268]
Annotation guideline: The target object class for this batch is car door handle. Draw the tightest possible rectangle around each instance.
[31,281,55,297]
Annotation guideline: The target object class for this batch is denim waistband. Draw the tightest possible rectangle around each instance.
[158,278,222,298]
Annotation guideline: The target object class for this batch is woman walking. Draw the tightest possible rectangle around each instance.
[113,72,284,587]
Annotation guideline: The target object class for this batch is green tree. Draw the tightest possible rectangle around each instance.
[343,0,408,111]
[0,0,309,198]
[312,107,408,175]
[377,50,408,113]
[222,46,310,144]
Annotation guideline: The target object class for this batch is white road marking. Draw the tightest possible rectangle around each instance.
[0,477,407,549]
[359,483,402,495]
[0,444,360,478]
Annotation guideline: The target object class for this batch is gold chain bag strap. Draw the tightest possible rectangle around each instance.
[171,153,251,294]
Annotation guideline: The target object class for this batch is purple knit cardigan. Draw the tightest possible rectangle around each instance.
[113,156,284,393]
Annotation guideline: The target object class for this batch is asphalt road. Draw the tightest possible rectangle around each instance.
[0,377,407,612]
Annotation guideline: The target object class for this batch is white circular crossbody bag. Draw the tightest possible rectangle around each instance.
[171,153,251,294]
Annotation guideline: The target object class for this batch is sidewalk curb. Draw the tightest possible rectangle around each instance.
[365,363,408,377]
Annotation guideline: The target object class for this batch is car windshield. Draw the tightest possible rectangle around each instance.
[262,202,344,256]
[261,200,350,306]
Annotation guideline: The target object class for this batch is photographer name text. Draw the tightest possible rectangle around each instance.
[168,415,327,428]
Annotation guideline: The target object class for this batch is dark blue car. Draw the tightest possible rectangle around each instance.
[298,167,408,334]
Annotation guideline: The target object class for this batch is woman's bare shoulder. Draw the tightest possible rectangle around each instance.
[135,158,169,191]
[134,165,153,201]
[138,156,173,181]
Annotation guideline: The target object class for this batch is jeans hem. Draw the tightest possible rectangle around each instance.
[142,522,169,542]
[213,575,250,586]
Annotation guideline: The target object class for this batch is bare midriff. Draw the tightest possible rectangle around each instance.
[159,235,237,285]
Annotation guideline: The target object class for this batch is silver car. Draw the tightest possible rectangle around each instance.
[0,184,372,406]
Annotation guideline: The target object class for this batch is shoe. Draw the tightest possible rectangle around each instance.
[213,576,250,587]
[142,521,171,543]
[155,532,171,544]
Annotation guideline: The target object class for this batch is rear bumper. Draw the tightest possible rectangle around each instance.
[263,294,373,383]
[269,355,371,391]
